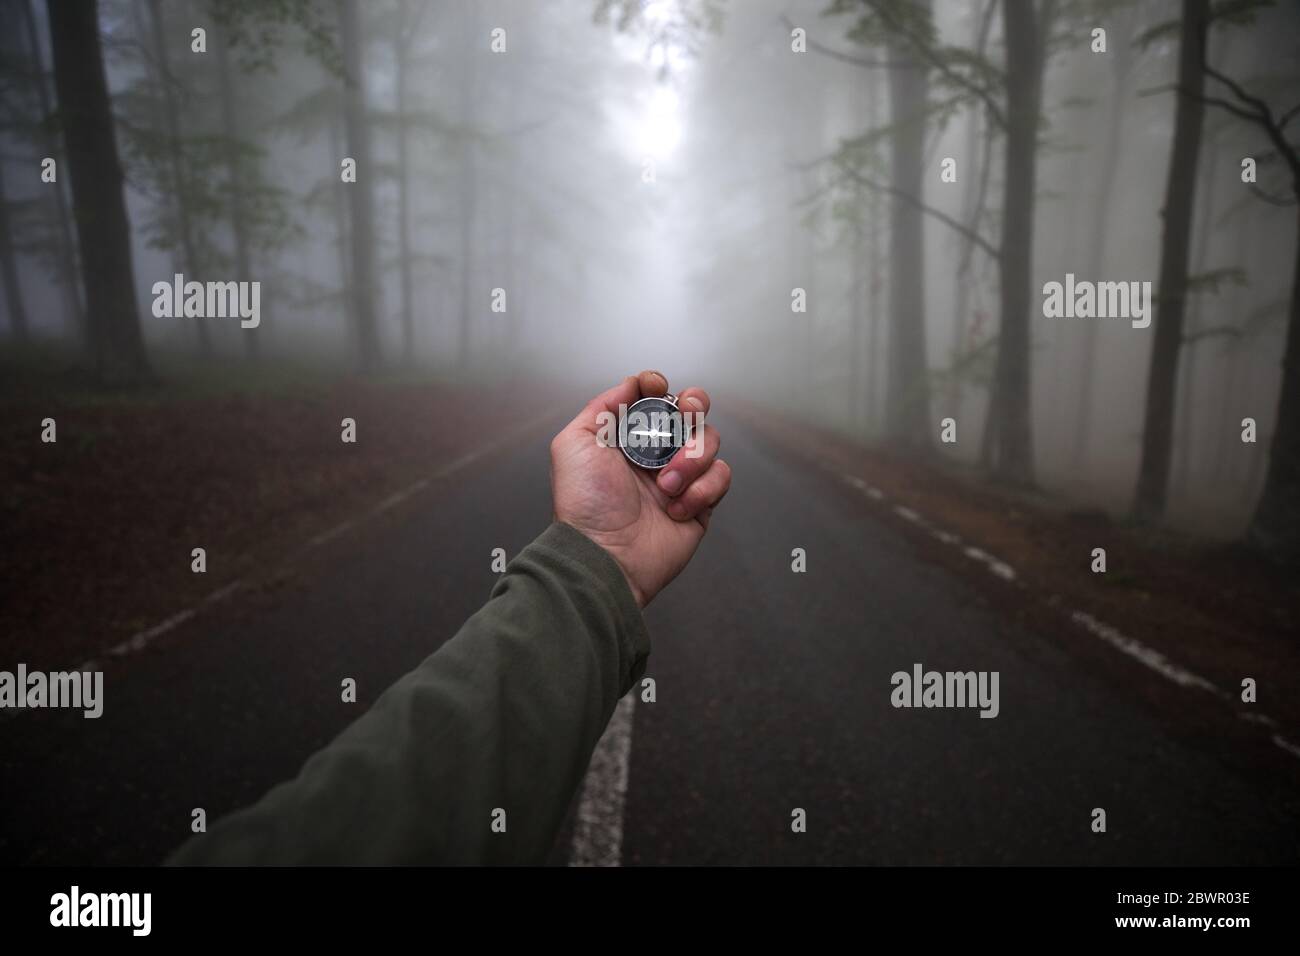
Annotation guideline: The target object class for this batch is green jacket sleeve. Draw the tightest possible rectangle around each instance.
[167,521,650,866]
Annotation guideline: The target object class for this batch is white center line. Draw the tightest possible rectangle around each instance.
[569,692,637,867]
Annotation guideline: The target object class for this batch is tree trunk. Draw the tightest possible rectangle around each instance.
[329,118,352,297]
[850,176,866,431]
[395,7,415,364]
[146,0,209,356]
[950,0,994,422]
[0,161,30,341]
[991,0,1046,484]
[885,5,931,449]
[46,0,149,384]
[1133,0,1209,521]
[1248,206,1300,555]
[456,2,479,369]
[865,76,883,437]
[1071,25,1133,469]
[1174,131,1220,499]
[22,0,83,338]
[339,0,380,371]
[215,21,257,360]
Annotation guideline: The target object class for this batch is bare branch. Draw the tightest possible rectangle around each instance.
[1196,91,1268,124]
[778,15,905,69]
[864,0,1008,130]
[1204,63,1275,123]
[1202,61,1300,185]
[834,162,1001,261]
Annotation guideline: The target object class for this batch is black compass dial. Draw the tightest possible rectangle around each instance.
[619,395,685,470]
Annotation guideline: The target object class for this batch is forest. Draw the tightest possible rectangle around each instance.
[1,0,1298,553]
[3,0,1300,874]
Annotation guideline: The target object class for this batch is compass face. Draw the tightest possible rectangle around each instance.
[619,396,684,470]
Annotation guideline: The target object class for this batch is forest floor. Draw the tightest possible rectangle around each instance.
[748,406,1300,738]
[0,347,555,670]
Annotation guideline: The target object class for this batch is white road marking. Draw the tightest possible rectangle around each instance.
[308,520,356,548]
[1272,735,1300,760]
[108,608,196,656]
[81,415,552,668]
[837,469,1299,764]
[1238,712,1278,728]
[1069,611,1226,696]
[986,559,1017,582]
[893,505,923,524]
[570,693,636,867]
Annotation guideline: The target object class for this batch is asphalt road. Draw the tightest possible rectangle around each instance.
[2,408,1298,865]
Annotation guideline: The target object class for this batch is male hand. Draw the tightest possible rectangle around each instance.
[550,370,731,608]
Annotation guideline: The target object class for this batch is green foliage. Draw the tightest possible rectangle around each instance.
[593,0,725,76]
[825,0,936,50]
[108,0,302,284]
[207,0,343,77]
[931,334,999,390]
[3,196,67,280]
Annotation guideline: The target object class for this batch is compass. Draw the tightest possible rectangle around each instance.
[619,393,686,470]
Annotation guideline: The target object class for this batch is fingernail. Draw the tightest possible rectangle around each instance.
[668,501,687,519]
[686,396,703,411]
[660,470,683,494]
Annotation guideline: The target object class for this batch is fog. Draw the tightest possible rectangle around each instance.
[3,0,1299,541]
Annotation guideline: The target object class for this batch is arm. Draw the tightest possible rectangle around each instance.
[168,522,647,865]
[168,370,730,865]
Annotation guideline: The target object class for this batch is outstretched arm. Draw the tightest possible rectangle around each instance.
[168,371,730,865]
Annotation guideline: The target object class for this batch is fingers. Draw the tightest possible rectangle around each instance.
[667,458,732,523]
[676,385,710,422]
[638,369,668,398]
[567,370,667,436]
[657,423,720,497]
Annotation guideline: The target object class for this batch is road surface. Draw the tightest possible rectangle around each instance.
[2,408,1298,865]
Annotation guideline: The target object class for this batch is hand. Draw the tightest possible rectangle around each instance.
[550,370,731,608]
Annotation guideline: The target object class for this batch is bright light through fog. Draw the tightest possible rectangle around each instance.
[636,84,682,160]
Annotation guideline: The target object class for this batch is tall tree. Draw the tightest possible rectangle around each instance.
[1133,0,1209,520]
[989,0,1056,485]
[214,17,257,359]
[18,0,83,336]
[338,0,380,370]
[145,0,210,356]
[884,5,932,448]
[455,0,480,368]
[1188,24,1300,552]
[828,0,1062,474]
[949,0,996,421]
[46,0,149,383]
[392,0,428,363]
